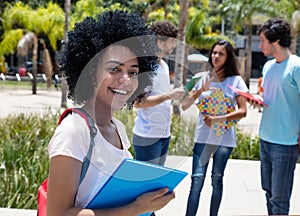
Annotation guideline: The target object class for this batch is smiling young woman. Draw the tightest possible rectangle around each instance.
[46,10,176,216]
[182,40,248,216]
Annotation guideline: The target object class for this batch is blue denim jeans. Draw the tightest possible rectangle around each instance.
[185,143,233,216]
[133,134,170,166]
[260,139,299,215]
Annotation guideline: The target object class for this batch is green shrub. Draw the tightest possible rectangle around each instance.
[231,128,260,160]
[169,115,195,156]
[0,111,59,209]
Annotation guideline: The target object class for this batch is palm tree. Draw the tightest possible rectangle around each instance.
[186,6,234,51]
[220,0,276,87]
[17,32,38,93]
[0,2,39,93]
[0,2,64,94]
[0,3,33,58]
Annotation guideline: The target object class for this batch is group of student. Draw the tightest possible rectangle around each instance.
[46,10,300,216]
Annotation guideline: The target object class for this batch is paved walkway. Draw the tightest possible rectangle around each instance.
[157,156,300,216]
[0,79,299,215]
[0,88,65,118]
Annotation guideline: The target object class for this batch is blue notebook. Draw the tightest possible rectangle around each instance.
[86,158,188,216]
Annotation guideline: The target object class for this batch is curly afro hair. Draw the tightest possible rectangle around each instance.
[150,20,178,41]
[59,10,158,105]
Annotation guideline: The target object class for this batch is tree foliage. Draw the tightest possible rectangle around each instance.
[72,0,125,24]
[219,0,277,86]
[0,29,23,57]
[274,0,300,20]
[0,2,64,58]
[0,0,234,59]
[186,6,232,50]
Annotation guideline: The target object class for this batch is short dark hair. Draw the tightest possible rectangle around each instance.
[257,18,291,48]
[150,20,178,41]
[208,40,240,77]
[59,10,158,105]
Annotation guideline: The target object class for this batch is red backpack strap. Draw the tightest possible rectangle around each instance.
[57,108,90,129]
[57,107,97,185]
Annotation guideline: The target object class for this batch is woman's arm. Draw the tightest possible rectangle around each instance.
[47,156,175,216]
[181,88,203,111]
[181,77,212,111]
[134,88,185,109]
[47,156,82,216]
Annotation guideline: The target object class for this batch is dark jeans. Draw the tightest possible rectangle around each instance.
[260,139,299,215]
[186,143,233,216]
[133,134,170,166]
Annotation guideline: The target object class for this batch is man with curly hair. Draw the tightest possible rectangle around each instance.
[257,18,300,215]
[46,10,175,216]
[133,21,185,166]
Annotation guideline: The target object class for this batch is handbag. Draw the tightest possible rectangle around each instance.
[37,108,97,216]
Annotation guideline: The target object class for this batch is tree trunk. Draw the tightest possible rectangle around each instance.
[182,46,190,86]
[61,0,70,108]
[32,35,38,95]
[245,22,252,88]
[290,11,299,55]
[173,0,190,115]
